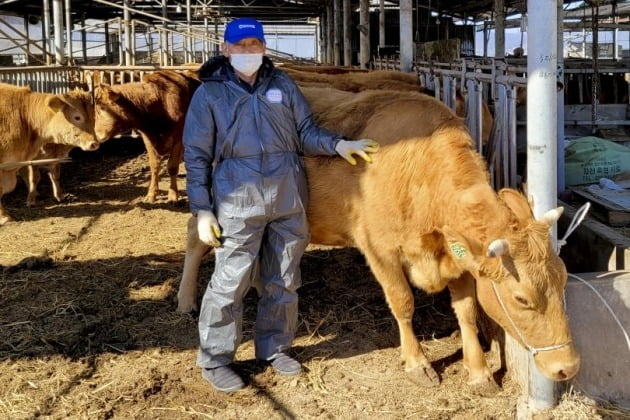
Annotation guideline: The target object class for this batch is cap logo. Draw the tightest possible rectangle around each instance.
[239,24,256,29]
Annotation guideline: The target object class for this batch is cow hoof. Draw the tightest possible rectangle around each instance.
[176,296,198,314]
[167,191,178,203]
[59,193,77,203]
[143,194,157,203]
[0,215,13,225]
[406,364,440,387]
[467,377,500,397]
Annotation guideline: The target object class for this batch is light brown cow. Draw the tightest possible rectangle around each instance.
[0,84,98,224]
[177,92,579,393]
[285,68,423,92]
[94,70,200,202]
[294,72,493,145]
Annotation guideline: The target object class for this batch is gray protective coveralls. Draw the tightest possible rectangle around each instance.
[183,56,343,368]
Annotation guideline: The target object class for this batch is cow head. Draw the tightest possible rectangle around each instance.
[46,90,99,152]
[435,189,580,381]
[93,84,133,142]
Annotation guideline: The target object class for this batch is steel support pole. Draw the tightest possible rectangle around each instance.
[494,0,505,58]
[333,0,341,66]
[359,0,369,68]
[42,0,51,64]
[524,0,558,412]
[343,0,351,65]
[379,0,385,48]
[52,0,64,64]
[557,0,565,193]
[64,0,72,62]
[186,0,192,62]
[123,0,132,65]
[399,0,413,72]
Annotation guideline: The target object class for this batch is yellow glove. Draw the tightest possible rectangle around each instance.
[197,209,222,247]
[335,139,380,165]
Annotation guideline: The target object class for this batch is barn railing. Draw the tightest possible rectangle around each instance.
[0,64,200,94]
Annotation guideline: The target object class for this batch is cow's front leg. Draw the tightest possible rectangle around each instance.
[166,140,183,203]
[26,165,40,207]
[141,134,160,202]
[362,248,439,387]
[448,273,499,395]
[177,216,212,313]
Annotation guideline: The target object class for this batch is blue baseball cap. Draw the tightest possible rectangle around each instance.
[224,18,266,44]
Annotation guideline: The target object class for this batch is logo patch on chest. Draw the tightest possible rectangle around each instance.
[266,88,283,103]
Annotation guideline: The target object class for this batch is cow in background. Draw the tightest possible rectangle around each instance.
[93,70,201,202]
[21,143,75,207]
[0,84,98,224]
[292,69,493,146]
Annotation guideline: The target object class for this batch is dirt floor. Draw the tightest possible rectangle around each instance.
[0,138,626,419]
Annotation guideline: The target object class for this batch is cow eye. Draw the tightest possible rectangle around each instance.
[73,115,82,122]
[513,294,530,308]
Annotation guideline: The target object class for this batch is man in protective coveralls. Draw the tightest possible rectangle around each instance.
[183,17,379,392]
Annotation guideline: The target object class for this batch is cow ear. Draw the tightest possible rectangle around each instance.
[499,188,533,223]
[47,96,67,112]
[95,84,120,102]
[437,226,481,272]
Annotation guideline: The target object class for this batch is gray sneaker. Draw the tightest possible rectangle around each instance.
[201,365,245,392]
[270,353,302,376]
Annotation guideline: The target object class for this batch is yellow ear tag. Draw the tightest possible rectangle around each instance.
[450,243,467,259]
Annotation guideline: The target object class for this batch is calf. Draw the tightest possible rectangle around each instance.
[94,70,200,202]
[0,84,98,224]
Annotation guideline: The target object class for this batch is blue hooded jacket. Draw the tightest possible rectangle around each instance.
[183,55,343,215]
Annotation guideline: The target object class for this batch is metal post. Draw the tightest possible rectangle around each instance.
[64,0,72,62]
[359,0,369,68]
[557,0,565,193]
[333,0,340,66]
[186,0,192,62]
[131,19,136,65]
[326,3,333,64]
[203,17,209,61]
[23,15,30,65]
[104,21,111,64]
[379,0,385,49]
[214,18,218,55]
[524,0,558,412]
[123,0,132,65]
[161,0,168,66]
[343,0,351,65]
[399,0,413,72]
[42,0,51,64]
[52,0,64,64]
[494,0,505,58]
[81,14,87,64]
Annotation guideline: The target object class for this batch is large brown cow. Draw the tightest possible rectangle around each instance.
[0,84,98,224]
[94,70,200,202]
[177,92,579,393]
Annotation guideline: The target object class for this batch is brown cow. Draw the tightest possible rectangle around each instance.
[285,68,423,92]
[0,84,98,224]
[177,93,579,393]
[295,73,493,145]
[94,70,201,202]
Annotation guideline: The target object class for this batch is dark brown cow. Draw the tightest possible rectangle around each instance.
[177,91,579,393]
[94,70,201,202]
[0,84,98,224]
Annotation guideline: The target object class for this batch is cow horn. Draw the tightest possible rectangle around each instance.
[539,207,564,226]
[487,239,509,258]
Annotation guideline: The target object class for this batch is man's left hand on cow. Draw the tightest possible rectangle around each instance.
[335,138,379,165]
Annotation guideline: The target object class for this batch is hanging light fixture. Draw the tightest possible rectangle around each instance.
[176,3,183,13]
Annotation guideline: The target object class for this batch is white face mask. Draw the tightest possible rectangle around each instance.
[230,53,263,77]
